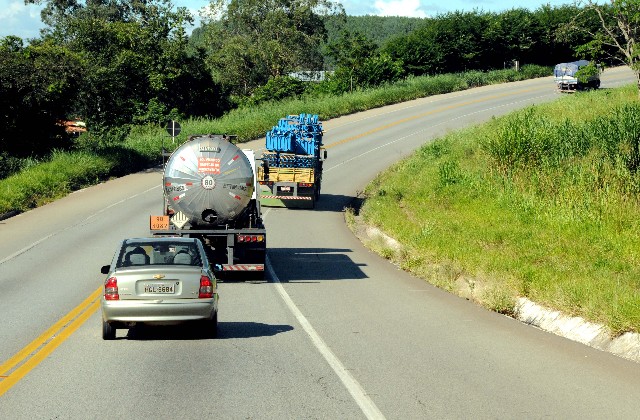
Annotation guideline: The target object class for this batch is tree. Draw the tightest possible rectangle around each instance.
[202,0,344,97]
[325,29,376,69]
[357,52,404,88]
[0,36,84,157]
[564,0,640,94]
[533,4,585,66]
[325,30,402,91]
[482,9,540,68]
[26,0,226,133]
[381,12,491,76]
[382,21,446,76]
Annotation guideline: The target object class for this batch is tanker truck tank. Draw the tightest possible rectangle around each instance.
[163,134,255,227]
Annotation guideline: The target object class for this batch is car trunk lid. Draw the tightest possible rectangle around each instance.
[114,267,206,300]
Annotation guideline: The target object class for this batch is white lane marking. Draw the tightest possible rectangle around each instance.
[0,185,160,265]
[266,256,386,420]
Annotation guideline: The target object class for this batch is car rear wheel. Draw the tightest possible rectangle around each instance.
[208,311,218,338]
[102,320,116,340]
[209,311,218,338]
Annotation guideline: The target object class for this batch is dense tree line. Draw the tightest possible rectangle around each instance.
[381,6,604,76]
[1,0,636,174]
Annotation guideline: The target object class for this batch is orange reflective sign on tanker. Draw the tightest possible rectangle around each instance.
[198,157,221,174]
[150,216,169,230]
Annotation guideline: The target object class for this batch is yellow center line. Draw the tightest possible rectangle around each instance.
[0,286,102,397]
[324,87,540,150]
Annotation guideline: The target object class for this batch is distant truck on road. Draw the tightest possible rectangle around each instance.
[554,60,601,92]
[257,114,326,209]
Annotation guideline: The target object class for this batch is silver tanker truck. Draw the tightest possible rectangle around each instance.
[150,134,266,277]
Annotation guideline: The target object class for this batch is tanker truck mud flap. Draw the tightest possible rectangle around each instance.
[215,264,265,272]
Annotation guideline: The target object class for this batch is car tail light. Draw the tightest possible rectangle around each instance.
[299,183,313,187]
[199,276,213,298]
[237,234,265,243]
[104,277,119,300]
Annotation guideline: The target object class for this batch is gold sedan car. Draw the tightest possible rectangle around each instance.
[100,237,219,340]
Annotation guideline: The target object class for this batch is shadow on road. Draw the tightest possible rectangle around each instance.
[217,322,294,339]
[267,247,368,282]
[122,321,293,340]
[261,193,364,214]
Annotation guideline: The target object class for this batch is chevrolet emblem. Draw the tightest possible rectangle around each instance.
[153,274,165,279]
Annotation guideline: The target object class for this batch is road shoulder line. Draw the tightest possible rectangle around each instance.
[266,256,386,420]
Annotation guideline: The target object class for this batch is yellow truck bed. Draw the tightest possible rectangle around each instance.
[257,166,315,183]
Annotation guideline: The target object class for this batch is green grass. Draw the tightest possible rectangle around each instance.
[359,84,640,335]
[0,150,113,212]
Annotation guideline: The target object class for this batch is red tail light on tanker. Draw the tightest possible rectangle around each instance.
[237,234,265,243]
[104,277,119,300]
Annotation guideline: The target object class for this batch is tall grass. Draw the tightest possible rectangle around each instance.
[483,96,640,177]
[360,84,640,335]
[0,150,112,213]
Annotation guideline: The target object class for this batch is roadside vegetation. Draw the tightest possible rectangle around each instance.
[3,0,638,215]
[354,84,640,336]
[0,66,549,215]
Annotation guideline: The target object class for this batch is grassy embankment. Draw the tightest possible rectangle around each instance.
[353,84,640,336]
[0,66,548,215]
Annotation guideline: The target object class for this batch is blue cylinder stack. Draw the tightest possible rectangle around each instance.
[265,114,323,166]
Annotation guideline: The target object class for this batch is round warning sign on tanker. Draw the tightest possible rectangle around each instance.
[163,135,254,227]
[201,175,215,190]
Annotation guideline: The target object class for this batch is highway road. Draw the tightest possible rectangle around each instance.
[1,68,639,419]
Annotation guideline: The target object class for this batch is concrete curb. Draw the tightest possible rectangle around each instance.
[516,298,640,363]
[357,222,640,363]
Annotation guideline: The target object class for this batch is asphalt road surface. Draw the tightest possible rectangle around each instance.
[1,68,639,419]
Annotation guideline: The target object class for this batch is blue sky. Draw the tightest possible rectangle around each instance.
[1,0,573,40]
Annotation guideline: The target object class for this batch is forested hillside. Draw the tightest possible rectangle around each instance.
[324,15,424,47]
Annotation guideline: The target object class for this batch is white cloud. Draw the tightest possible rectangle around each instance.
[373,0,428,17]
[0,0,45,39]
[0,1,24,19]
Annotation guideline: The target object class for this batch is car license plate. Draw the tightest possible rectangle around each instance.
[144,284,174,294]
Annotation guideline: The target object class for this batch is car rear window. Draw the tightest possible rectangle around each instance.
[116,242,202,268]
